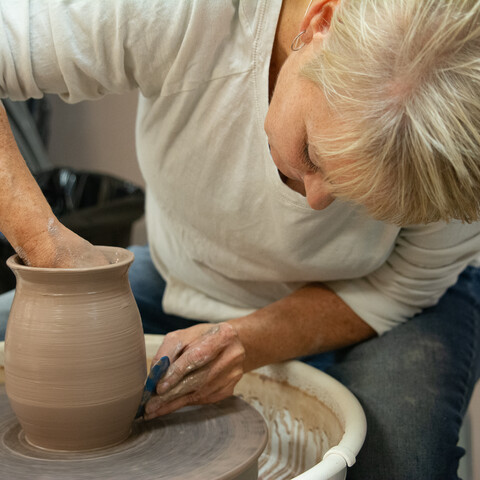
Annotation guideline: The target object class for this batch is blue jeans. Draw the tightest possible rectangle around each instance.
[0,245,479,479]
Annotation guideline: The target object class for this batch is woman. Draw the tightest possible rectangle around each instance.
[0,1,479,478]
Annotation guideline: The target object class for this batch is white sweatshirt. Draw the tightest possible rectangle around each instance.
[0,0,479,334]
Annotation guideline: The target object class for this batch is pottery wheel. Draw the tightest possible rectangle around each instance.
[0,386,268,480]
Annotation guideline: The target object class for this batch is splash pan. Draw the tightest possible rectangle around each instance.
[144,335,366,480]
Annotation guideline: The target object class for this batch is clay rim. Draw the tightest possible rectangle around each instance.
[6,246,134,273]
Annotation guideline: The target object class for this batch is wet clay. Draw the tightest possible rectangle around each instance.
[0,385,268,480]
[4,247,147,451]
[236,372,343,480]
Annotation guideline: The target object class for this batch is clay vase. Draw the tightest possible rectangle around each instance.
[4,246,147,451]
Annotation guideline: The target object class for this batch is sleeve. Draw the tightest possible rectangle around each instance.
[0,0,197,102]
[325,220,480,335]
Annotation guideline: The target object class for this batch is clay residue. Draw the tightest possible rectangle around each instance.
[13,246,30,266]
[235,372,343,480]
[46,217,58,235]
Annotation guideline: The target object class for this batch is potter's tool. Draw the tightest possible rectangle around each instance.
[0,385,267,480]
[135,356,170,419]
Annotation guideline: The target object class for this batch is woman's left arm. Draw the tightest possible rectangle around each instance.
[144,282,375,419]
[324,219,480,334]
[144,219,480,419]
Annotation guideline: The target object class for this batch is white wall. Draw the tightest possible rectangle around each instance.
[47,91,146,245]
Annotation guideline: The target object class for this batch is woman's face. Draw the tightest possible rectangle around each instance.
[265,40,337,210]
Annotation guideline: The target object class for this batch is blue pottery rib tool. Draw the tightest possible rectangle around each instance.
[135,356,170,419]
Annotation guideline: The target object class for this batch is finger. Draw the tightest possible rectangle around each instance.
[150,330,186,368]
[145,376,240,420]
[152,365,210,405]
[155,327,224,393]
[144,365,215,418]
[149,345,244,412]
[155,346,216,394]
[144,394,190,420]
[157,324,241,393]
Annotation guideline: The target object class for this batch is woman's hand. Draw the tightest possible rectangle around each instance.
[0,103,108,269]
[19,218,110,268]
[144,322,246,419]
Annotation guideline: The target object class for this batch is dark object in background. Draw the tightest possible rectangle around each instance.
[37,167,145,247]
[0,98,145,293]
[2,98,52,174]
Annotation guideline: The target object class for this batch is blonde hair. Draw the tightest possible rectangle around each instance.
[303,0,480,225]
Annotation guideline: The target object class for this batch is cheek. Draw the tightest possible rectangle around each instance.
[264,91,283,140]
[265,108,301,163]
[265,81,307,173]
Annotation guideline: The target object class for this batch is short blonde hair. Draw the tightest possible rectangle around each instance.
[303,0,480,225]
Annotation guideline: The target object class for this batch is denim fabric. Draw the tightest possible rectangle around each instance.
[324,266,480,480]
[127,245,205,333]
[0,245,478,479]
[0,289,13,340]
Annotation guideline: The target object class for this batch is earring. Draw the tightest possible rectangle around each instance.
[291,0,314,51]
[291,30,307,51]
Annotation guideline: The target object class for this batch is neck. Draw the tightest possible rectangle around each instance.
[269,0,309,99]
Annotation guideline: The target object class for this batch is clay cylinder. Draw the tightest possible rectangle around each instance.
[4,246,147,451]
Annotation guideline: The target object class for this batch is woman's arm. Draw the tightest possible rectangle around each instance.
[0,104,107,267]
[325,220,480,334]
[229,282,375,371]
[143,283,375,419]
[0,0,186,264]
[144,220,480,418]
[0,1,200,103]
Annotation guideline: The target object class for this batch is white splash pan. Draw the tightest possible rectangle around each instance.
[144,335,366,480]
[0,335,366,480]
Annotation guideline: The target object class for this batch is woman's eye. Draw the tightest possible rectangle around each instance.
[301,144,321,173]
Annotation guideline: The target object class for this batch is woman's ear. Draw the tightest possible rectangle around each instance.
[300,0,339,44]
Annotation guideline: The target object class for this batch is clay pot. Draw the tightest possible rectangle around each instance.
[4,247,147,451]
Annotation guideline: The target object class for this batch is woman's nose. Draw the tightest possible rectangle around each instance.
[304,174,334,210]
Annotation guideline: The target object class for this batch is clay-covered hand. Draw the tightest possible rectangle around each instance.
[19,218,110,268]
[0,103,108,269]
[144,323,246,419]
